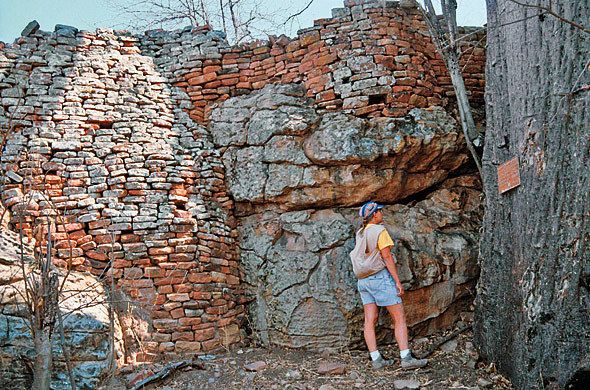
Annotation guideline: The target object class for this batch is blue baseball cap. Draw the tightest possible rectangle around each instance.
[359,201,384,219]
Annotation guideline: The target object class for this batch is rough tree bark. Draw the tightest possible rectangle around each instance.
[474,1,590,389]
[32,328,54,390]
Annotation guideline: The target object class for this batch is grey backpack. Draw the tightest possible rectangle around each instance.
[349,225,386,278]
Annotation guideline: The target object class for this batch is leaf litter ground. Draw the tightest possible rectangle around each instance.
[119,323,513,390]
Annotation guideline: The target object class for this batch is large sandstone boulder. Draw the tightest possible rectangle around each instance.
[239,179,482,349]
[0,229,123,389]
[210,84,469,214]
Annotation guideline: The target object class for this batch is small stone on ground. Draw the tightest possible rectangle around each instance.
[478,377,494,388]
[244,361,267,371]
[317,361,347,375]
[394,379,421,389]
[286,369,302,380]
[441,339,459,352]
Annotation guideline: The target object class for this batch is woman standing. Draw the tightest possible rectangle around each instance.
[350,201,428,370]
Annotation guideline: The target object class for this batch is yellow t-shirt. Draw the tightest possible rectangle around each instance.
[365,224,394,250]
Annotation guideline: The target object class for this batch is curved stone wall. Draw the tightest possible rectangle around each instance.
[145,0,486,123]
[0,28,242,361]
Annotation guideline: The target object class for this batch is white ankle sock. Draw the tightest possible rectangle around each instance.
[370,350,381,361]
[400,349,411,359]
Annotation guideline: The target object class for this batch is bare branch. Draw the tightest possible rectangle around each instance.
[461,33,487,73]
[284,0,314,25]
[420,0,483,178]
[228,0,239,43]
[220,0,228,35]
[507,0,590,34]
[105,0,283,43]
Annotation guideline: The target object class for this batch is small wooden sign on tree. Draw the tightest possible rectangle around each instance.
[497,157,521,194]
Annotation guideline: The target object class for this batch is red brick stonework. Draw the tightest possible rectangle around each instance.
[164,0,485,123]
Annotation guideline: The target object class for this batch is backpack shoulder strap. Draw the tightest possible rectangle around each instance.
[363,225,386,253]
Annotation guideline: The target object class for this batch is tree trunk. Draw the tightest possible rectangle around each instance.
[475,1,590,389]
[30,264,59,389]
[445,49,483,177]
[32,328,53,390]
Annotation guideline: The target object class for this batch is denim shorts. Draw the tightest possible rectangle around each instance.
[357,268,402,307]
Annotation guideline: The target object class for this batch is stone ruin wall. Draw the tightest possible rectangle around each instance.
[0,0,486,364]
[0,24,243,363]
[162,0,485,123]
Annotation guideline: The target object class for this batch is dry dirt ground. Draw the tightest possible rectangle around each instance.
[119,323,514,390]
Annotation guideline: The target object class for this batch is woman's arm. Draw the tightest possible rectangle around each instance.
[380,246,404,296]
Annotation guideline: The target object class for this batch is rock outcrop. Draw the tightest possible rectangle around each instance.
[237,179,482,349]
[0,229,124,389]
[212,84,470,214]
[210,85,483,349]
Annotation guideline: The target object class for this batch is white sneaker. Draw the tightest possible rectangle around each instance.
[401,353,428,369]
[371,355,394,370]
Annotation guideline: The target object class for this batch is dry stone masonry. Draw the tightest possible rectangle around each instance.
[0,24,243,363]
[0,0,486,368]
[0,229,124,389]
[169,0,485,123]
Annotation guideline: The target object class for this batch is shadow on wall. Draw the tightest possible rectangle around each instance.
[0,25,243,363]
[0,229,124,389]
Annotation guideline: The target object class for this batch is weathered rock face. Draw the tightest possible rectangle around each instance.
[210,85,482,349]
[238,178,482,349]
[0,230,124,389]
[211,84,469,214]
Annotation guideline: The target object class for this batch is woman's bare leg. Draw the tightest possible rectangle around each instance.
[363,303,379,351]
[385,303,409,350]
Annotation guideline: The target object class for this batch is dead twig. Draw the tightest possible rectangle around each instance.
[507,0,590,34]
[129,359,206,390]
[415,323,472,359]
[283,0,314,25]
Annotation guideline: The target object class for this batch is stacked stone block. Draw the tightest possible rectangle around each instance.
[148,0,486,123]
[0,27,242,362]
